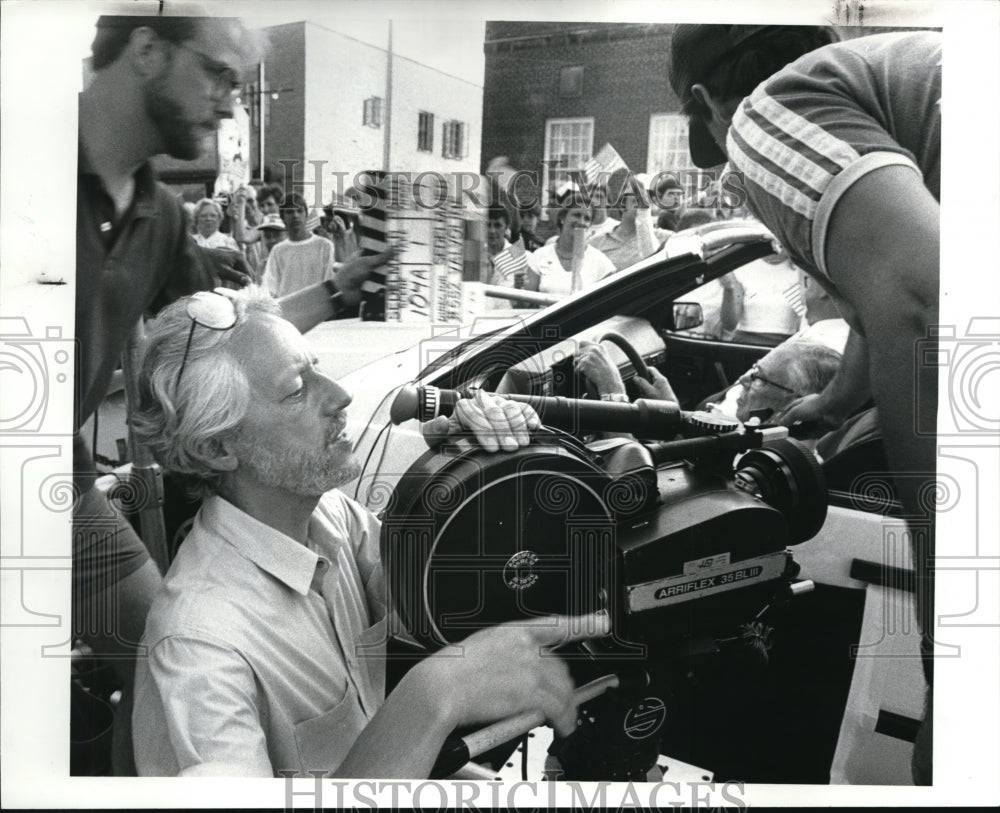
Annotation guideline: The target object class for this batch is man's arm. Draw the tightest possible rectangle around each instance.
[823,164,939,518]
[280,249,395,334]
[229,188,261,245]
[777,329,871,427]
[718,273,744,333]
[334,614,608,778]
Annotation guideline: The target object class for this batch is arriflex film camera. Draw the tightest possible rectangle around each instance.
[382,386,827,781]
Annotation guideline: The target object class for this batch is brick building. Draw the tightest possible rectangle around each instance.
[480,22,922,208]
[481,22,687,205]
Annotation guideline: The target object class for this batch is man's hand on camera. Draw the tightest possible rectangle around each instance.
[333,247,397,306]
[422,390,540,453]
[419,612,611,738]
[200,247,252,288]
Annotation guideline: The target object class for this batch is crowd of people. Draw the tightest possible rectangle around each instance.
[68,12,940,785]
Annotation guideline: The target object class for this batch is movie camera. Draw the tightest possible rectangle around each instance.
[382,385,827,780]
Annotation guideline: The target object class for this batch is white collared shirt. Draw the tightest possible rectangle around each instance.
[526,243,616,297]
[134,491,386,777]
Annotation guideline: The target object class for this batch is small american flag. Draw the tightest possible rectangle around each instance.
[583,143,628,185]
[782,281,807,318]
[491,247,528,284]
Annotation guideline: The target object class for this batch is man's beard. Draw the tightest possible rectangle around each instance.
[144,76,207,161]
[234,431,361,497]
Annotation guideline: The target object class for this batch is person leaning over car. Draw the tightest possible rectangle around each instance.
[130,285,608,777]
[666,24,940,782]
[75,13,392,774]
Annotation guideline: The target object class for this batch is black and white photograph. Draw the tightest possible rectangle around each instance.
[1,0,998,808]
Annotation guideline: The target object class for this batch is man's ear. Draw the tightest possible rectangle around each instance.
[690,83,720,121]
[126,26,172,79]
[202,437,239,472]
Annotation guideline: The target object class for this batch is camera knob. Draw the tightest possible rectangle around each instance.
[684,410,740,435]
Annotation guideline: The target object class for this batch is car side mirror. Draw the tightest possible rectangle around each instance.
[672,302,704,331]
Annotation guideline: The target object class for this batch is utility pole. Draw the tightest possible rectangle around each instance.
[383,20,393,172]
[258,61,266,181]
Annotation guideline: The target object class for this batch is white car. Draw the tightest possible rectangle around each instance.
[336,220,925,786]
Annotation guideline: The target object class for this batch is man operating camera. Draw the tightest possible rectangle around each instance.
[129,285,608,777]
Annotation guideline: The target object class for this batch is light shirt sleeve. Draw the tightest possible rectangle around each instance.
[262,245,280,296]
[136,635,273,777]
[322,238,337,282]
[590,246,617,281]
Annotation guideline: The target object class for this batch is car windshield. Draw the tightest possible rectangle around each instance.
[416,221,776,382]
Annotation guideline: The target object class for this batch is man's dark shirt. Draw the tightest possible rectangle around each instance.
[74,142,213,591]
[77,143,211,442]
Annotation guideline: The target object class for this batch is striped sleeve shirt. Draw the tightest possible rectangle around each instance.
[727,31,941,309]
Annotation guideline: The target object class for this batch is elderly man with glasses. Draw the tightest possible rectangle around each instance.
[130,286,608,777]
[577,337,842,427]
[76,14,391,773]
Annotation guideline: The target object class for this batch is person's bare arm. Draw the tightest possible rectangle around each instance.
[777,329,871,427]
[718,273,744,333]
[823,164,939,518]
[230,188,260,245]
[279,249,395,334]
[333,613,609,778]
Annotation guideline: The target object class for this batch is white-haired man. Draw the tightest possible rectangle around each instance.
[577,337,842,427]
[130,286,607,776]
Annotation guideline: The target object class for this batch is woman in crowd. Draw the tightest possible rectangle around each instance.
[192,198,240,251]
[523,195,615,297]
[589,174,673,271]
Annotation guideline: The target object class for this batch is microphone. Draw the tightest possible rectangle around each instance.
[390,385,684,440]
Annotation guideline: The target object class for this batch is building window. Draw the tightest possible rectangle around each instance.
[363,96,383,128]
[559,65,584,98]
[418,111,434,152]
[543,117,594,204]
[646,113,692,175]
[442,120,468,160]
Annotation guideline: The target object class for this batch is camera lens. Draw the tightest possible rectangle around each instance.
[734,439,827,544]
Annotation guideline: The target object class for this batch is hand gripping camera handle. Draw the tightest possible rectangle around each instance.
[391,385,684,440]
[430,674,621,779]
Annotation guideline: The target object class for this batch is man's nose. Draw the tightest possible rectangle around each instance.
[321,376,353,413]
[215,93,237,120]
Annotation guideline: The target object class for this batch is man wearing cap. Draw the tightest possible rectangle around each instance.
[667,24,940,783]
[324,194,361,262]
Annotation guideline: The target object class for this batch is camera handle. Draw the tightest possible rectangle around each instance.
[391,385,684,440]
[430,674,621,779]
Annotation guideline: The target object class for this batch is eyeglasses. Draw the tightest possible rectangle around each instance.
[743,363,800,396]
[175,291,239,389]
[174,41,242,99]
